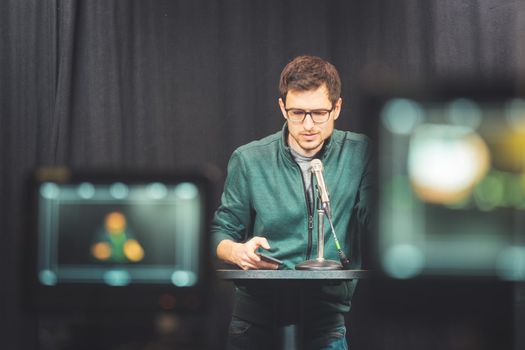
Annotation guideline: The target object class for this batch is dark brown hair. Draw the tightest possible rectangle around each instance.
[279,55,341,105]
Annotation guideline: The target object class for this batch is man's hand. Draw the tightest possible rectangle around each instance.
[217,237,279,270]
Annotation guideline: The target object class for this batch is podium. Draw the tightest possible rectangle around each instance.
[217,269,369,349]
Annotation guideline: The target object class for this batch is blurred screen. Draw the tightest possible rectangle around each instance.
[378,96,525,279]
[37,180,204,287]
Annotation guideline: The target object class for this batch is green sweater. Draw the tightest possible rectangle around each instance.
[212,124,372,326]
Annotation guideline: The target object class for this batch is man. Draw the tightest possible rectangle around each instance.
[212,55,372,349]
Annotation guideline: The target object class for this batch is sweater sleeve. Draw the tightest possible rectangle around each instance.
[355,139,374,234]
[210,149,252,251]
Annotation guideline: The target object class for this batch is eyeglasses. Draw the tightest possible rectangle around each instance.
[284,106,334,124]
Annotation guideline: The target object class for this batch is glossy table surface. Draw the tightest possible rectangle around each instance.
[216,269,369,280]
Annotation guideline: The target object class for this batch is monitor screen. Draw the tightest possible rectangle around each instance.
[374,91,525,279]
[26,169,213,311]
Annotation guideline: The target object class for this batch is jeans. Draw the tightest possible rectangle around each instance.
[226,316,348,350]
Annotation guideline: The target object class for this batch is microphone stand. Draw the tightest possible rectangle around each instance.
[295,189,342,271]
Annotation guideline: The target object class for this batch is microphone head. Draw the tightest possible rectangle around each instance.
[310,159,323,172]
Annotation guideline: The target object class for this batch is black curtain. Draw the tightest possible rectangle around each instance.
[1,0,524,349]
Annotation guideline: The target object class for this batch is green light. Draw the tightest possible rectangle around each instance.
[174,183,198,200]
[103,270,130,286]
[381,98,423,135]
[447,98,482,130]
[78,182,95,199]
[147,182,168,199]
[40,182,59,199]
[171,270,197,287]
[109,182,129,199]
[39,269,57,285]
[504,98,525,131]
[383,244,425,279]
[473,172,505,210]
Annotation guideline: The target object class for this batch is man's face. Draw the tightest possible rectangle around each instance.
[279,84,341,157]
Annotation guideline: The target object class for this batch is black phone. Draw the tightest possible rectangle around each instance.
[258,253,283,265]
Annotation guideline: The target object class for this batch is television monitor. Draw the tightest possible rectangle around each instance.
[25,168,214,311]
[370,87,525,280]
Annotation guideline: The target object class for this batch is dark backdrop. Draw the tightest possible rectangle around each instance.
[1,0,524,349]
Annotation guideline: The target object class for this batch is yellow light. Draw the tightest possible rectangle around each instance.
[91,242,112,260]
[492,130,525,172]
[105,212,126,234]
[123,239,144,262]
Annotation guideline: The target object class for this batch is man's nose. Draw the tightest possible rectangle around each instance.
[303,113,315,129]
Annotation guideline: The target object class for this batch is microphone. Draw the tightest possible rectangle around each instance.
[296,158,350,270]
[310,159,331,217]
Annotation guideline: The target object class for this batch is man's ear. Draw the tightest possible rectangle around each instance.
[333,98,342,121]
[278,98,287,120]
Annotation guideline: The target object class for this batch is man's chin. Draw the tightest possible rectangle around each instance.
[298,141,322,154]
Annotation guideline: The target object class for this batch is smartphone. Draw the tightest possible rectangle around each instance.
[258,253,283,265]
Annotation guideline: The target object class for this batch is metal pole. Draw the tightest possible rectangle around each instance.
[317,208,325,261]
